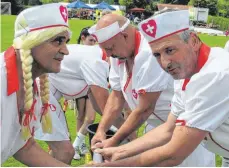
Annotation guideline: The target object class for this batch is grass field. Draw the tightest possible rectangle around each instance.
[1,15,228,167]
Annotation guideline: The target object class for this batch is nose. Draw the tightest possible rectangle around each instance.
[160,55,171,70]
[60,43,69,56]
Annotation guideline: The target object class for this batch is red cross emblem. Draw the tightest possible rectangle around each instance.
[141,19,157,38]
[59,5,68,23]
[132,89,138,99]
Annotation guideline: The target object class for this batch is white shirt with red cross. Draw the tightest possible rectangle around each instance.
[109,31,174,127]
[172,44,229,158]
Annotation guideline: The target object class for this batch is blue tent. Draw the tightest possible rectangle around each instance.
[93,2,116,10]
[67,0,92,9]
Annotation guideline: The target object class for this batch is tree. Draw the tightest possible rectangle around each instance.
[207,0,217,16]
[119,0,132,6]
[160,0,190,5]
[172,0,189,5]
[2,0,24,14]
[119,0,134,10]
[133,0,149,8]
[189,0,217,16]
[28,0,42,5]
[217,0,229,17]
[40,0,54,4]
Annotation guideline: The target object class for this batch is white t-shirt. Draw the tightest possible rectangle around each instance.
[224,40,229,52]
[172,45,229,157]
[109,31,174,126]
[49,44,109,100]
[1,47,43,163]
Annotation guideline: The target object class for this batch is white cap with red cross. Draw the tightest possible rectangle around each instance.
[14,3,69,38]
[138,10,190,44]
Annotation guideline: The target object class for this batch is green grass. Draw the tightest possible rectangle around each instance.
[1,15,227,167]
[199,34,229,47]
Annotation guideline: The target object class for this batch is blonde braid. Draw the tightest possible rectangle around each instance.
[39,74,52,133]
[13,13,69,139]
[20,49,34,140]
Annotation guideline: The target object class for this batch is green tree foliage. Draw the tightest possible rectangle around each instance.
[28,0,42,5]
[188,0,218,16]
[208,15,229,30]
[217,0,229,17]
[160,0,189,4]
[119,0,134,10]
[40,0,61,4]
[133,0,148,8]
[2,0,24,14]
[80,0,114,4]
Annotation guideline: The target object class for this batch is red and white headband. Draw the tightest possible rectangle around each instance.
[138,10,189,43]
[89,19,130,44]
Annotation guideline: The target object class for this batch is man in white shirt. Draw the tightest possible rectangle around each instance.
[35,44,124,162]
[92,9,228,167]
[88,13,215,166]
[1,3,70,166]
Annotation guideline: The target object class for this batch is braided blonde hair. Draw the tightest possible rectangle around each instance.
[13,13,69,140]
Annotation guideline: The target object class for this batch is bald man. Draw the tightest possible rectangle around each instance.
[90,13,174,149]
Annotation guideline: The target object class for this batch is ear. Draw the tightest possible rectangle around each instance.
[81,35,86,41]
[190,33,201,52]
[121,31,128,40]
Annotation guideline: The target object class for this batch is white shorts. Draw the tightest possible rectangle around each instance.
[34,85,69,141]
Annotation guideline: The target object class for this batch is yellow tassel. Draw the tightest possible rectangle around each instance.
[41,110,52,133]
[21,115,32,140]
[21,126,31,140]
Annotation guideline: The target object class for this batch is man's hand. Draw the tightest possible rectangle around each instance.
[94,147,126,162]
[92,137,119,151]
[101,137,119,148]
[91,131,106,151]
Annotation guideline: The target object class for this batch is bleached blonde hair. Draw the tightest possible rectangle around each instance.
[13,13,69,140]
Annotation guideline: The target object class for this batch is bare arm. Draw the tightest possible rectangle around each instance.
[97,121,208,166]
[88,85,109,115]
[14,138,68,167]
[111,91,161,144]
[96,90,125,133]
[91,90,126,149]
[96,113,176,161]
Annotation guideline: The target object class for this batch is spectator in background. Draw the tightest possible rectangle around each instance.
[134,16,140,25]
[141,13,145,21]
[225,30,229,37]
[77,27,96,46]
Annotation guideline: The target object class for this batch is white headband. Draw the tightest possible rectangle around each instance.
[90,19,130,43]
[138,10,189,43]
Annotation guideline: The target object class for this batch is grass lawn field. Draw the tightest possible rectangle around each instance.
[1,15,228,167]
